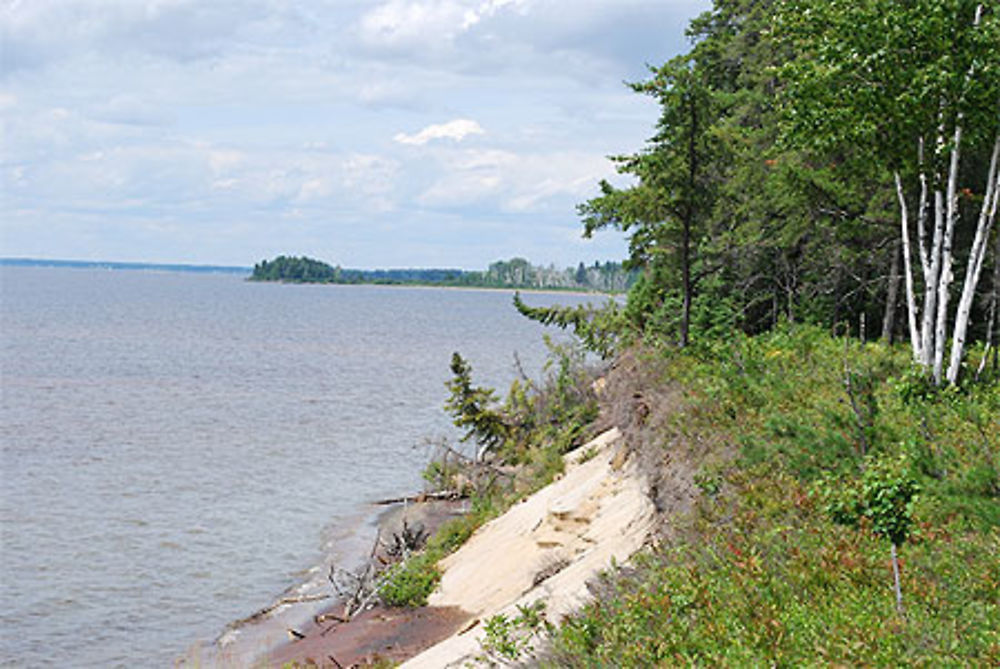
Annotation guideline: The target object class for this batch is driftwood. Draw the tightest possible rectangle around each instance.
[372,490,462,505]
[229,593,332,627]
[327,529,383,620]
[384,519,428,558]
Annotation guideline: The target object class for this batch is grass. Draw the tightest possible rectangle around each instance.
[543,325,1000,665]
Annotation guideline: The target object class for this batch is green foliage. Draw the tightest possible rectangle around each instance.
[482,258,635,293]
[534,337,601,451]
[546,327,999,665]
[820,455,921,546]
[778,0,1000,166]
[250,255,339,282]
[444,353,509,458]
[545,469,1000,667]
[577,0,1000,365]
[251,255,635,291]
[479,601,550,664]
[446,342,599,467]
[378,552,441,608]
[513,292,626,359]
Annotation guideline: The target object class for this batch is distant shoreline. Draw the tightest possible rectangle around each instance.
[3,258,625,297]
[0,257,251,275]
[251,279,623,298]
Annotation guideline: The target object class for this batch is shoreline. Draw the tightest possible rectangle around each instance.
[247,278,625,299]
[246,427,657,668]
[180,497,470,667]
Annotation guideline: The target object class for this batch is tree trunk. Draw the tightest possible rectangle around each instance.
[882,238,902,343]
[921,188,945,370]
[934,127,964,383]
[917,139,931,281]
[947,135,1000,383]
[896,171,923,360]
[992,227,1000,372]
[891,542,904,616]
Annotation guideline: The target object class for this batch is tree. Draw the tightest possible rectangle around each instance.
[779,0,1000,384]
[580,59,717,347]
[512,292,623,359]
[444,353,508,460]
[823,455,921,615]
[575,262,589,287]
[250,255,339,282]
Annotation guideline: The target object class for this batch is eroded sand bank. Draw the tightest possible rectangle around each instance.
[401,426,655,667]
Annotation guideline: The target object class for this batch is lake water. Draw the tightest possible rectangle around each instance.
[0,266,599,667]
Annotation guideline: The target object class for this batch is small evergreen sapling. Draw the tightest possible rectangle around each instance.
[444,352,509,460]
[822,455,920,615]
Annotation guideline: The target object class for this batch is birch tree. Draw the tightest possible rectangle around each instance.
[779,0,1000,384]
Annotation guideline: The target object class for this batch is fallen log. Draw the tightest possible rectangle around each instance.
[371,490,462,505]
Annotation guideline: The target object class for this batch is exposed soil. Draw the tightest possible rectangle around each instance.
[594,347,705,532]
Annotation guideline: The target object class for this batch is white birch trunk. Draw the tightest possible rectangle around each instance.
[895,171,923,360]
[934,5,986,383]
[933,126,964,384]
[917,138,931,282]
[921,187,945,369]
[946,135,1000,384]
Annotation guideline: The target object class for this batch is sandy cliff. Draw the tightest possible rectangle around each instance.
[402,426,656,667]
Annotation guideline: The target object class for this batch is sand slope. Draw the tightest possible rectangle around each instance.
[402,427,656,667]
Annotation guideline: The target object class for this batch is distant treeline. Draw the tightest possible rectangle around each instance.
[250,255,636,293]
[1,257,250,275]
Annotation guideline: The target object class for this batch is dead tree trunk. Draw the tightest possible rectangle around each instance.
[882,239,902,343]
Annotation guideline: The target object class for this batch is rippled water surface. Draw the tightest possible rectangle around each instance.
[0,266,598,667]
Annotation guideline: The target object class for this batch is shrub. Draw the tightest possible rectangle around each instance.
[379,552,441,608]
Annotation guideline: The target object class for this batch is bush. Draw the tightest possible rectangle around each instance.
[379,552,441,608]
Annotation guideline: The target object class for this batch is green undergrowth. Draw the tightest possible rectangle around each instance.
[378,495,499,607]
[545,325,999,665]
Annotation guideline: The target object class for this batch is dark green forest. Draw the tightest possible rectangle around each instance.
[570,0,999,387]
[250,255,635,292]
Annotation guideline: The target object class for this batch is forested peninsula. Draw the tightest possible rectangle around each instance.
[249,255,635,292]
[233,1,999,666]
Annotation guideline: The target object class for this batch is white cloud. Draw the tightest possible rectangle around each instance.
[414,148,612,211]
[394,119,485,146]
[359,0,471,48]
[0,0,709,267]
[356,0,529,51]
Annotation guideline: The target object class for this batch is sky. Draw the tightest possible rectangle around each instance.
[1,0,710,270]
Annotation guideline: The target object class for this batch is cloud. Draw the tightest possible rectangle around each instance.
[414,148,613,211]
[394,119,485,146]
[359,0,473,49]
[1,0,709,267]
[0,0,304,76]
[357,0,528,54]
